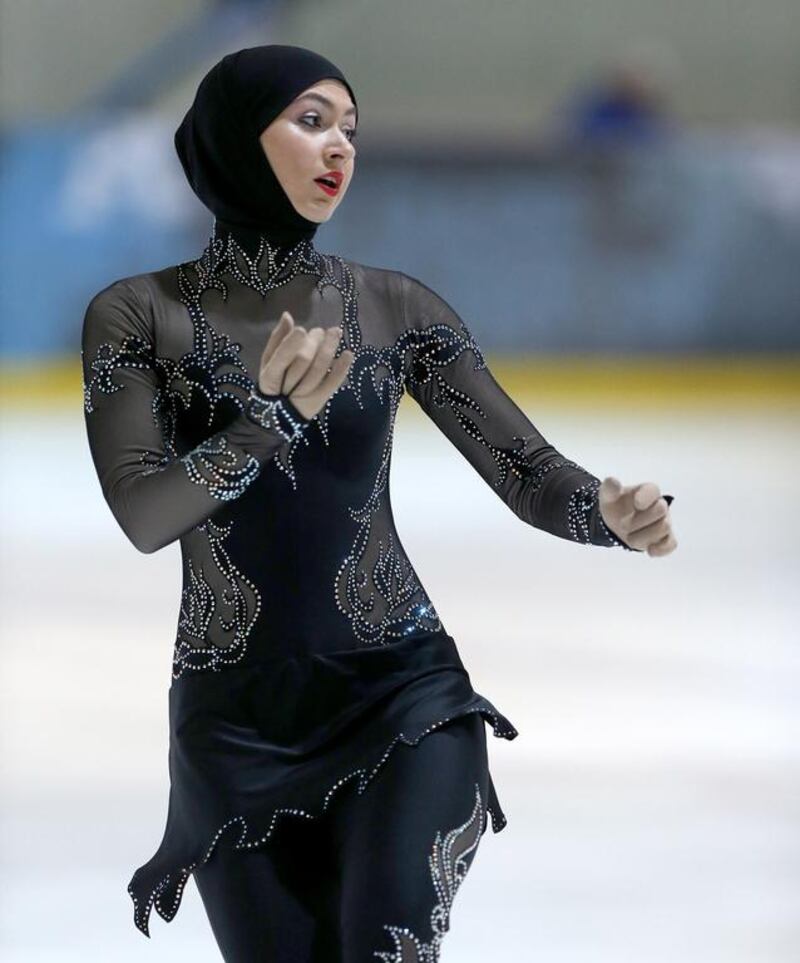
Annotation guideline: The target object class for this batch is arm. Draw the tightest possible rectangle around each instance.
[399,271,639,549]
[81,279,310,554]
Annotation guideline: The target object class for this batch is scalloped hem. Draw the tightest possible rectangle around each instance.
[127,703,517,938]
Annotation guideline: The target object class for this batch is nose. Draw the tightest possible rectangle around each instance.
[325,128,355,159]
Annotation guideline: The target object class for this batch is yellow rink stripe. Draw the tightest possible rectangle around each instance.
[1,355,799,411]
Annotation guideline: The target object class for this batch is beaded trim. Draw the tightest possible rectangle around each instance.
[161,238,351,673]
[127,704,517,937]
[202,224,323,295]
[568,477,637,550]
[596,504,637,550]
[400,320,566,493]
[332,307,637,647]
[374,781,485,962]
[172,518,262,675]
[333,332,443,645]
[398,315,633,549]
[82,333,154,415]
[195,232,445,653]
[245,387,308,439]
[178,435,261,501]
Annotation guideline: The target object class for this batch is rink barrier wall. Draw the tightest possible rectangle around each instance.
[2,354,799,411]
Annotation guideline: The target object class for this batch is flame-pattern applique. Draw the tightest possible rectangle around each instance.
[374,781,485,962]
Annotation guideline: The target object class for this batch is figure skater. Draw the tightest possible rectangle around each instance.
[81,44,676,962]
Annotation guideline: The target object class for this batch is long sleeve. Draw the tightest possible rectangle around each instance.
[81,279,311,554]
[399,271,639,550]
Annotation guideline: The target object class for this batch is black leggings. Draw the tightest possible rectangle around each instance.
[193,711,491,962]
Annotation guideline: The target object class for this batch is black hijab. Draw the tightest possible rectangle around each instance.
[174,44,358,253]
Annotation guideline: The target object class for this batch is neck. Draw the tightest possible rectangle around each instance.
[204,218,323,293]
[213,217,317,259]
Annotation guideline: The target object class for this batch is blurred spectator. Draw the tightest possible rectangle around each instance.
[555,41,681,151]
[569,63,668,146]
[546,42,682,252]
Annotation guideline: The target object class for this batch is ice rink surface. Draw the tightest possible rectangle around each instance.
[2,394,798,961]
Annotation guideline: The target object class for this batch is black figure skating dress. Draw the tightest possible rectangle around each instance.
[81,224,634,939]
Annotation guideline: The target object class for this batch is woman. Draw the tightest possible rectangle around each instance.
[81,44,676,962]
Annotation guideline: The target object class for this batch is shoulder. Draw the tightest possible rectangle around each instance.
[82,270,159,343]
[85,269,157,310]
[336,256,405,296]
[390,270,464,329]
[334,257,449,315]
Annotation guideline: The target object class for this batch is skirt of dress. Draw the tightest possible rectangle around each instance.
[127,628,519,937]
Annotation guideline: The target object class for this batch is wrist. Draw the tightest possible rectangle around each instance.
[597,510,638,551]
[246,386,311,440]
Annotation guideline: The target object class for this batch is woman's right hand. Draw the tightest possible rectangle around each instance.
[258,310,354,420]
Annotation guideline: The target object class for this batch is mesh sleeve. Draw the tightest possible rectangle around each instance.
[81,280,311,554]
[399,271,640,549]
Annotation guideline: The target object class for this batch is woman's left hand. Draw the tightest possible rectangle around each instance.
[598,476,678,556]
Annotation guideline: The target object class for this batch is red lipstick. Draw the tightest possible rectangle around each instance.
[314,170,343,196]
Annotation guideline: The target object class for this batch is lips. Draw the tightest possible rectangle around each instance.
[314,171,343,195]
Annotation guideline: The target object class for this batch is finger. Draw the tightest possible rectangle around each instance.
[309,349,354,404]
[260,311,294,370]
[632,481,662,512]
[287,349,353,419]
[289,327,344,398]
[620,482,663,528]
[282,327,326,394]
[259,313,299,384]
[323,349,355,394]
[625,497,670,535]
[600,476,625,501]
[258,326,305,393]
[647,531,678,557]
[599,476,639,517]
[259,326,310,394]
[622,511,670,550]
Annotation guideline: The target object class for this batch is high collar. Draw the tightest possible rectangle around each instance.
[213,216,318,259]
[202,218,323,293]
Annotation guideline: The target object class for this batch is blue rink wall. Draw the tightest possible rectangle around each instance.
[1,115,800,360]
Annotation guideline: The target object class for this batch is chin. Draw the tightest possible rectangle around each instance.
[305,205,337,224]
[294,193,343,223]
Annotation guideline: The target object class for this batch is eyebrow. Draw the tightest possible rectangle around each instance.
[296,92,357,118]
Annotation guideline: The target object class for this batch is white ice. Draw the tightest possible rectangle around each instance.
[1,396,798,962]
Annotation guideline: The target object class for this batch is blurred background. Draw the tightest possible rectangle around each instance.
[1,1,798,960]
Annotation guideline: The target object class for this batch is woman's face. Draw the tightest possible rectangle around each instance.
[259,79,357,223]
